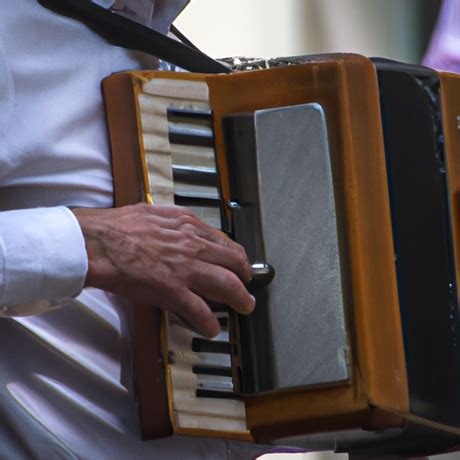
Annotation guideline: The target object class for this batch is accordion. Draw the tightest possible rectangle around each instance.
[102,54,460,456]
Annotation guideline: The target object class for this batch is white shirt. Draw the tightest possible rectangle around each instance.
[0,1,268,458]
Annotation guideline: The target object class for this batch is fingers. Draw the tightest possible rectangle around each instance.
[139,204,252,283]
[143,203,254,310]
[195,239,252,284]
[109,203,256,337]
[188,261,255,315]
[143,204,243,255]
[170,290,221,338]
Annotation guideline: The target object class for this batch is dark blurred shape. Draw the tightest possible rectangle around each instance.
[419,0,442,58]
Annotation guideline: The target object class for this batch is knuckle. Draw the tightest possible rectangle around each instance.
[233,249,248,267]
[215,232,230,247]
[166,290,188,313]
[192,304,213,324]
[221,270,242,292]
[178,213,198,227]
[234,242,246,255]
[235,239,243,249]
[180,222,197,235]
[185,238,207,259]
[180,206,196,218]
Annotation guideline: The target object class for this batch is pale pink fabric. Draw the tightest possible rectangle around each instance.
[423,0,460,72]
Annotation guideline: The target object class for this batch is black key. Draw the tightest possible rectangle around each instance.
[208,303,230,313]
[167,107,212,121]
[174,195,220,207]
[172,166,218,188]
[216,316,228,328]
[193,365,232,377]
[196,389,238,399]
[191,338,231,354]
[169,125,214,148]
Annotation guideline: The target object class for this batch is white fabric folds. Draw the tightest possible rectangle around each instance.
[92,0,190,32]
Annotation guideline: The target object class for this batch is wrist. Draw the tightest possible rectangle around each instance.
[71,207,116,290]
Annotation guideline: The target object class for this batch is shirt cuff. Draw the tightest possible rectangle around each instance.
[0,207,88,309]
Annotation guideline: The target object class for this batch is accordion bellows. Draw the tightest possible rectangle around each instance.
[102,54,460,456]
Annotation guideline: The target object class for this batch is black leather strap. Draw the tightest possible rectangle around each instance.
[37,0,231,74]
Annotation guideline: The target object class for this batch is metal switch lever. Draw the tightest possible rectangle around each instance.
[250,263,275,286]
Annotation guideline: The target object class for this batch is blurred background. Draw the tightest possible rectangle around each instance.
[174,1,457,459]
[175,0,440,63]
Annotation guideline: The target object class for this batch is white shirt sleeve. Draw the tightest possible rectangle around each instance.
[0,206,88,316]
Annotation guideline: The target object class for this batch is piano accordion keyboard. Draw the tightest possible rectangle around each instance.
[138,78,247,434]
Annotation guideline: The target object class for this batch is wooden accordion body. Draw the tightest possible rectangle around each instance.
[102,54,460,456]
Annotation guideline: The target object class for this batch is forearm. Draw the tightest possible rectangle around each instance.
[0,202,254,336]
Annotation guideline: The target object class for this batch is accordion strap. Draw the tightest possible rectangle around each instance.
[37,0,231,74]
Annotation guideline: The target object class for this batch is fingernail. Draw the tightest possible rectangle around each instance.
[249,295,256,311]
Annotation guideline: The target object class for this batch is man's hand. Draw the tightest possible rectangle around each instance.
[72,204,255,338]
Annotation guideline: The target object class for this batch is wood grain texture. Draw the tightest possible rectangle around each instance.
[102,73,173,439]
